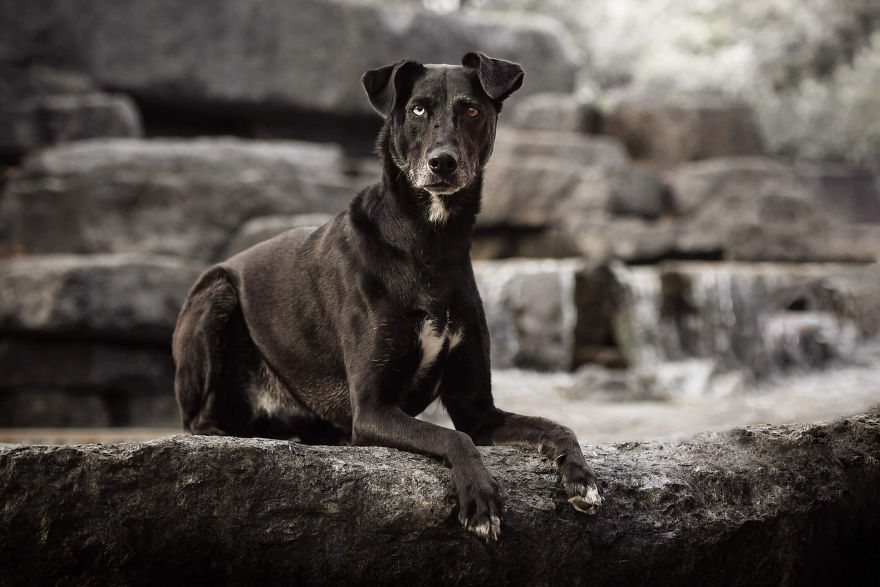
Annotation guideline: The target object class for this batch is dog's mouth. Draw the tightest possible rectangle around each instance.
[423,181,459,195]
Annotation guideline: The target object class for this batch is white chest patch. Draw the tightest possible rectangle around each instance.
[416,317,464,377]
[427,194,450,224]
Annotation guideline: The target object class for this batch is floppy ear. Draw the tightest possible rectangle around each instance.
[362,59,424,118]
[462,52,524,103]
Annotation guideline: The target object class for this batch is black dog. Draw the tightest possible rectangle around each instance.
[173,52,602,540]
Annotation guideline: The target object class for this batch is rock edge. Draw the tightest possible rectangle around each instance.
[2,409,879,585]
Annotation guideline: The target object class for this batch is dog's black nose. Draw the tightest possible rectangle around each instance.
[428,150,458,176]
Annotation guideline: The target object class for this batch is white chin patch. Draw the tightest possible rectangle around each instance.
[427,194,450,224]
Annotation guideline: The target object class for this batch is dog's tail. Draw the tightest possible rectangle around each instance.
[172,267,240,435]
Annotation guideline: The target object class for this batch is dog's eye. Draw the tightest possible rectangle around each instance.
[412,105,426,117]
[466,107,480,118]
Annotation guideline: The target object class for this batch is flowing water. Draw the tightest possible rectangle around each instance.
[423,261,880,442]
[417,361,880,443]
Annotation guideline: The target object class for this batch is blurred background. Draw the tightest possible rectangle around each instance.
[2,0,879,444]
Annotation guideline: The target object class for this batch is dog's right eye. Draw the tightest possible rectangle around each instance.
[412,105,426,117]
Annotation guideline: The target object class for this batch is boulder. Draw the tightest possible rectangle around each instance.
[1,410,878,585]
[670,156,810,216]
[224,213,335,257]
[843,225,880,263]
[0,253,202,426]
[493,127,629,169]
[0,340,177,427]
[799,165,880,224]
[0,138,355,261]
[603,100,764,165]
[509,92,601,133]
[561,216,681,264]
[670,157,869,262]
[0,0,578,117]
[0,65,142,159]
[0,253,203,342]
[0,92,142,158]
[480,159,616,228]
[480,134,665,229]
[606,167,669,219]
[471,225,581,260]
[550,158,875,264]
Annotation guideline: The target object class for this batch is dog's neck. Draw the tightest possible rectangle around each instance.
[352,126,482,264]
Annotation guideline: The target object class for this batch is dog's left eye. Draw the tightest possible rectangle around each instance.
[466,107,480,118]
[412,105,426,117]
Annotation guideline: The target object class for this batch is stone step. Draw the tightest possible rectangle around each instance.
[0,138,361,261]
[0,0,578,118]
[603,99,764,165]
[0,253,203,427]
[0,253,203,341]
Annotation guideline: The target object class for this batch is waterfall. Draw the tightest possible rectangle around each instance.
[610,262,866,394]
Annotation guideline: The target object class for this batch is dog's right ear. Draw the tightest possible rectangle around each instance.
[362,60,424,118]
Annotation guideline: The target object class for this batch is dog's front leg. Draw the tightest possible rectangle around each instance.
[349,386,502,540]
[442,339,603,514]
[485,411,602,514]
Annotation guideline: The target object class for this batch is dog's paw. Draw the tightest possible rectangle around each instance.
[454,470,503,541]
[566,481,603,515]
[560,459,603,515]
[465,511,502,542]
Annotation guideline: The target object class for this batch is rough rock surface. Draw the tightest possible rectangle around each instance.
[0,339,177,427]
[0,253,203,341]
[0,92,142,157]
[509,92,601,133]
[0,0,578,117]
[0,253,199,426]
[603,100,764,165]
[0,66,143,159]
[2,409,879,585]
[479,159,611,228]
[493,127,629,169]
[670,157,867,262]
[799,165,880,224]
[0,138,355,261]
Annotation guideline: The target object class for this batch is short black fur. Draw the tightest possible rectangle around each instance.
[172,52,602,540]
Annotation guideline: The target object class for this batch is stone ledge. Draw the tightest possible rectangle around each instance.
[2,409,879,585]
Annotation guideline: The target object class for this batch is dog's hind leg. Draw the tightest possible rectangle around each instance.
[172,267,241,435]
[173,266,348,442]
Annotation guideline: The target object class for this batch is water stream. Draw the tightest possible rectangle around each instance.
[422,261,880,441]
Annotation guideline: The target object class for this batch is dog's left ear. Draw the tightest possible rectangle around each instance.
[462,52,524,103]
[362,59,425,118]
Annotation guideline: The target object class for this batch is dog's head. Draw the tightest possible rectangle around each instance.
[363,52,523,222]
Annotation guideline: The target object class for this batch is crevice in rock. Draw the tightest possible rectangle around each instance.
[132,94,382,157]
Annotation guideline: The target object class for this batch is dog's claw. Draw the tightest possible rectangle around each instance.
[566,481,603,515]
[469,513,502,542]
[490,512,501,540]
